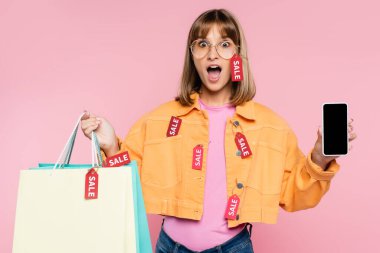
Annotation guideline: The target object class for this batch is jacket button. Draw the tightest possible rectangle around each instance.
[236,150,241,156]
[233,120,240,127]
[237,182,244,189]
[236,214,240,220]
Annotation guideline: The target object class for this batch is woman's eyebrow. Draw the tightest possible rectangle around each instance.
[221,36,234,41]
[202,36,232,41]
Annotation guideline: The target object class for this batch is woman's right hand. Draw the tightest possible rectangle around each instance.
[81,111,119,157]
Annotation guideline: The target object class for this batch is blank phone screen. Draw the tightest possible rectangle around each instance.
[323,103,348,155]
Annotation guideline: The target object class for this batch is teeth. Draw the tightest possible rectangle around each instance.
[207,66,221,70]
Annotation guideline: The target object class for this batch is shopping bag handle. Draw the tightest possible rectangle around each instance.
[53,113,103,170]
[91,131,103,167]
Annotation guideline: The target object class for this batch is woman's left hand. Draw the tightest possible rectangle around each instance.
[311,117,357,170]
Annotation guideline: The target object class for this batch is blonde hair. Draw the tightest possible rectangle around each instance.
[176,9,256,106]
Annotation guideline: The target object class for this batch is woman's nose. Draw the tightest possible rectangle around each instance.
[207,45,219,60]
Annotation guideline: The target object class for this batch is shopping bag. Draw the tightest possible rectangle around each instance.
[13,114,152,253]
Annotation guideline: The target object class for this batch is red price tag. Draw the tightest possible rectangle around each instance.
[230,54,244,82]
[192,145,203,170]
[166,116,182,137]
[224,194,240,220]
[104,151,131,167]
[85,168,98,200]
[235,132,252,158]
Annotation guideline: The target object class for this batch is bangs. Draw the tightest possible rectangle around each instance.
[189,10,240,45]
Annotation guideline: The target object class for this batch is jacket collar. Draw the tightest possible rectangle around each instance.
[176,92,256,121]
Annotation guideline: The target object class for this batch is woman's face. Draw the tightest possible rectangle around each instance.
[192,24,236,96]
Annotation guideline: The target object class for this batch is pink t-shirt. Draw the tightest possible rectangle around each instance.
[163,98,245,251]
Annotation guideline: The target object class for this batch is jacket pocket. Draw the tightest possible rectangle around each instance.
[141,135,182,188]
[246,141,285,195]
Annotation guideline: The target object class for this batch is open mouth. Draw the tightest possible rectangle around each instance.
[207,66,222,82]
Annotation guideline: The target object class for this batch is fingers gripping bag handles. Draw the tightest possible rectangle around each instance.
[12,113,152,253]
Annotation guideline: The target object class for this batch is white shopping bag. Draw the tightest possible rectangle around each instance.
[13,114,152,253]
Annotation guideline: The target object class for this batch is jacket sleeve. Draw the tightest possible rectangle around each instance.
[279,127,340,212]
[119,117,147,176]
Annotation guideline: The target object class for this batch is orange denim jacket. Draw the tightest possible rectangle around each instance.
[114,92,340,228]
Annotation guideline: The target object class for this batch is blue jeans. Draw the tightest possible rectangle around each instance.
[155,220,254,253]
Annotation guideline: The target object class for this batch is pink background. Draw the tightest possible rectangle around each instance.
[1,0,378,252]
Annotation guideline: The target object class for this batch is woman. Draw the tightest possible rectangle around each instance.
[81,9,357,253]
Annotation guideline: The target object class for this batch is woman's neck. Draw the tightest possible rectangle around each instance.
[199,85,232,106]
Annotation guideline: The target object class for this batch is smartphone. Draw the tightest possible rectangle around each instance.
[322,103,348,156]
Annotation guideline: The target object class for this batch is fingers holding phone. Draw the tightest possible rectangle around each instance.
[347,117,357,150]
